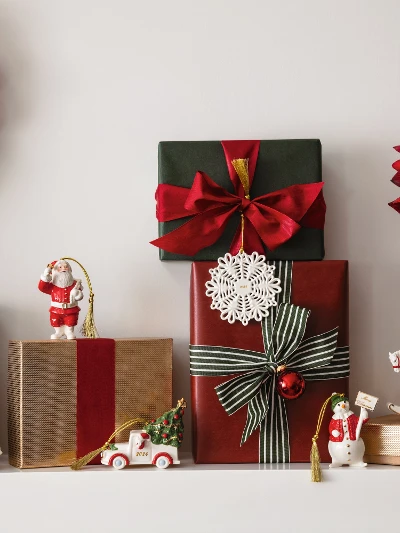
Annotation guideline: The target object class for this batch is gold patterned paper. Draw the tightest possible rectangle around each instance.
[362,415,400,465]
[115,339,173,443]
[7,339,172,469]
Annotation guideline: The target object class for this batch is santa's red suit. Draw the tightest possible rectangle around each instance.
[38,280,81,327]
[329,413,369,442]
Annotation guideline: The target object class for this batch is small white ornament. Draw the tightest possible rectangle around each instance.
[389,350,400,373]
[205,252,282,326]
[100,429,180,469]
[328,397,368,468]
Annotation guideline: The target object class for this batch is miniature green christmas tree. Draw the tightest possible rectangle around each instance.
[143,398,186,448]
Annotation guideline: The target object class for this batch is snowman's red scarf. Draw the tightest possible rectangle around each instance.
[189,261,350,463]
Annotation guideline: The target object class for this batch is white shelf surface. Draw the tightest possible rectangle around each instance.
[1,452,398,532]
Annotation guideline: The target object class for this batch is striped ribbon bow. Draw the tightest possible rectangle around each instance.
[190,261,349,463]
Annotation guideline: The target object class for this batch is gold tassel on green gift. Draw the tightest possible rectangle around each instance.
[231,158,251,254]
[231,158,251,199]
[61,257,98,338]
[310,393,346,482]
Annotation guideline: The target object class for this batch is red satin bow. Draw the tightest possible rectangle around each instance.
[151,140,326,256]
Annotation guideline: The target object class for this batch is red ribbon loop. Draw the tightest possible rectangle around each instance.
[151,141,326,256]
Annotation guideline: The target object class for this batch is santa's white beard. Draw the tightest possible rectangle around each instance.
[53,271,74,288]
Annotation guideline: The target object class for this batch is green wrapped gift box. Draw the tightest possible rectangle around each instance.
[156,139,324,261]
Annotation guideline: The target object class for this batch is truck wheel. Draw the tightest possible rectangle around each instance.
[111,455,128,470]
[155,454,171,469]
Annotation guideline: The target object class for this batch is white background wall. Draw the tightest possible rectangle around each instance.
[0,0,399,452]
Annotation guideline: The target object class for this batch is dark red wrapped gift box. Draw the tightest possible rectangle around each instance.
[190,261,349,463]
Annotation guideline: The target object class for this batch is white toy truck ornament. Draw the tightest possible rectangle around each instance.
[101,429,180,470]
[71,399,186,472]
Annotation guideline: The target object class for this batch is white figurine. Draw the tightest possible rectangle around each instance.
[387,351,400,413]
[328,393,369,468]
[38,260,84,340]
[100,429,180,470]
[389,350,400,373]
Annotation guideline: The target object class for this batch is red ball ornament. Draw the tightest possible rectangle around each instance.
[150,419,156,423]
[173,414,179,420]
[180,410,185,416]
[178,433,183,439]
[163,419,169,425]
[276,369,305,400]
[162,433,168,439]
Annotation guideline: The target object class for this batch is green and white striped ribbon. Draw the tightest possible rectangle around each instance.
[190,261,350,463]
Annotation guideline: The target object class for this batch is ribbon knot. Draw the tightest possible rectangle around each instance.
[241,197,251,211]
[261,361,278,374]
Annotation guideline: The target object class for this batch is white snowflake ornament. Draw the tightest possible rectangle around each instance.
[205,252,282,326]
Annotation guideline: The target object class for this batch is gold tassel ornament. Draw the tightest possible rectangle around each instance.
[71,418,146,470]
[310,435,322,482]
[310,392,346,482]
[60,257,99,338]
[231,158,251,199]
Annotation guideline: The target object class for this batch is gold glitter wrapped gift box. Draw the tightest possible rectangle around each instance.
[362,415,400,465]
[8,338,172,468]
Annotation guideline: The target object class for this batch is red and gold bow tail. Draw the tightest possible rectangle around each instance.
[151,140,326,256]
[51,257,99,338]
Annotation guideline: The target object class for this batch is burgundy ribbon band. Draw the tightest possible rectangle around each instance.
[151,140,326,256]
[76,338,115,464]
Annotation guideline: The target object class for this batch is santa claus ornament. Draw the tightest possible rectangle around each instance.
[310,392,377,482]
[38,257,98,339]
[205,159,282,326]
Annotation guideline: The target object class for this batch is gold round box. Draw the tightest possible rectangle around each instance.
[362,415,400,465]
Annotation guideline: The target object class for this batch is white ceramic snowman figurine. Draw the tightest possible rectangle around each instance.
[328,393,369,468]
